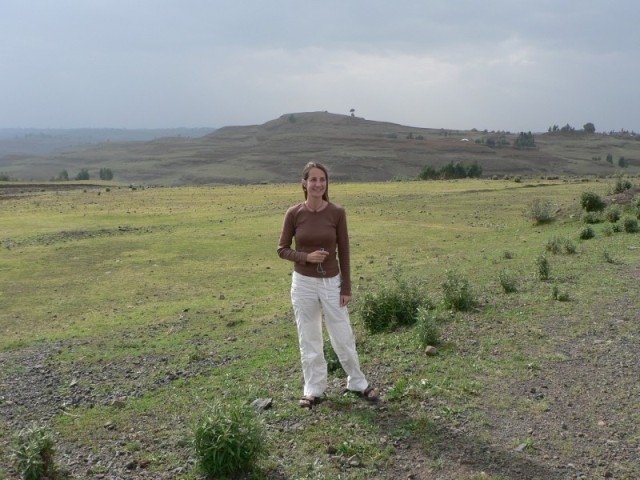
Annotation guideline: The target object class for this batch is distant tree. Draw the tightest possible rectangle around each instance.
[560,123,575,133]
[350,108,355,117]
[618,156,628,168]
[514,131,536,149]
[57,170,69,181]
[99,167,114,180]
[606,153,613,164]
[0,172,9,181]
[583,122,596,134]
[406,132,414,139]
[466,161,483,178]
[75,168,90,180]
[419,165,438,180]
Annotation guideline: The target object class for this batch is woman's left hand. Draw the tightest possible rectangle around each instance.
[340,295,352,307]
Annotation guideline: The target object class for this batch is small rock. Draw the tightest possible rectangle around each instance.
[219,294,225,300]
[424,346,437,356]
[69,378,79,387]
[514,443,528,452]
[347,454,361,467]
[250,398,273,410]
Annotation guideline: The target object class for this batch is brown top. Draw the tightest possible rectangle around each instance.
[277,202,351,296]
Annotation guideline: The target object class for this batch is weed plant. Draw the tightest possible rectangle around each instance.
[415,306,441,347]
[324,341,344,374]
[499,270,518,293]
[535,255,550,281]
[552,285,570,302]
[441,270,476,311]
[357,273,430,333]
[13,425,57,480]
[193,402,266,479]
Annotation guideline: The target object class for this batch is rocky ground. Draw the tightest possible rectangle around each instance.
[1,270,638,479]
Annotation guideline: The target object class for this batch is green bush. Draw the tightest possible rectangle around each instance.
[604,205,621,223]
[612,222,623,233]
[324,341,343,374]
[602,223,614,237]
[580,211,601,224]
[194,402,266,479]
[545,236,563,254]
[579,225,595,240]
[414,306,441,347]
[441,270,476,311]
[528,198,554,224]
[357,274,430,333]
[612,176,633,194]
[499,270,518,293]
[580,191,606,212]
[13,425,57,480]
[535,255,550,281]
[552,285,570,302]
[622,216,639,233]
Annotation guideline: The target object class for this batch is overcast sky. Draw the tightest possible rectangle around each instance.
[1,1,638,132]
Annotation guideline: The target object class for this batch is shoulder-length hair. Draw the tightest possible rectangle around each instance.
[301,161,329,201]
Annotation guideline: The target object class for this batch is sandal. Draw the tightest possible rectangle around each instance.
[299,395,322,409]
[344,386,379,402]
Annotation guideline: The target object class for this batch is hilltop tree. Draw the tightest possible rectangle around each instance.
[583,122,596,134]
[350,108,355,117]
[75,168,90,180]
[514,131,536,149]
[99,167,114,180]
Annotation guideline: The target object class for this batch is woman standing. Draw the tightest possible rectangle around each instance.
[277,161,378,408]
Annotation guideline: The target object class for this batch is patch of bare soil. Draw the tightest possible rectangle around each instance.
[1,269,638,479]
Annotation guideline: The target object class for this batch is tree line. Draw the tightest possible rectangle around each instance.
[53,168,114,181]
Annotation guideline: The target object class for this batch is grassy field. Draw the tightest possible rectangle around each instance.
[1,178,638,479]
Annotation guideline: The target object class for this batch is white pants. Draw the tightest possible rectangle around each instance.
[291,271,368,397]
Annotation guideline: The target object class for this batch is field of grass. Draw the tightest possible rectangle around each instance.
[1,178,638,479]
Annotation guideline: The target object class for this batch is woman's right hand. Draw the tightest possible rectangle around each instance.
[306,249,330,264]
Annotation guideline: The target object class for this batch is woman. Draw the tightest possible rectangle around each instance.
[277,161,378,408]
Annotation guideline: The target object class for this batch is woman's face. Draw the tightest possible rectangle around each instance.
[304,167,327,199]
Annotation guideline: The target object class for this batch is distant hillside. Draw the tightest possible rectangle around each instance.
[1,112,638,184]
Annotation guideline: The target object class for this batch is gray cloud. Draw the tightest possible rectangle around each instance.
[1,0,638,131]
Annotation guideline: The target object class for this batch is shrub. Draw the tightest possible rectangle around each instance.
[499,270,518,293]
[357,274,430,333]
[612,222,623,233]
[13,425,57,480]
[604,205,621,223]
[194,402,266,479]
[580,191,605,212]
[441,270,476,311]
[564,239,577,254]
[535,255,550,281]
[580,211,601,224]
[414,306,441,348]
[622,216,639,233]
[602,223,614,237]
[613,176,633,193]
[545,236,563,254]
[552,285,570,302]
[579,225,595,240]
[528,198,554,224]
[324,341,343,374]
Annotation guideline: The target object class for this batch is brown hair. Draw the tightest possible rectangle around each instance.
[301,161,329,201]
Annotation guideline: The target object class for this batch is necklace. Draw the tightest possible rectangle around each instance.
[305,200,325,212]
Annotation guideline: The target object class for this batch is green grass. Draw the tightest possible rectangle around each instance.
[1,178,638,479]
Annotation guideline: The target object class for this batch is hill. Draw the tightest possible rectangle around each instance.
[1,112,639,184]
